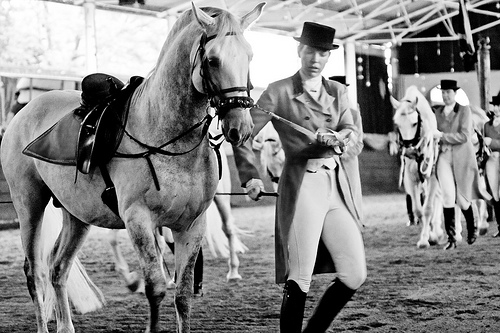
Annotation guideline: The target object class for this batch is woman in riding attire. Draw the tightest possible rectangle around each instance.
[233,22,366,333]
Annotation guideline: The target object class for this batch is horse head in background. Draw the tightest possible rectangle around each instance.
[392,85,445,248]
[0,3,265,333]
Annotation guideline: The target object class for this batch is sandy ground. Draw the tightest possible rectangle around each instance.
[1,193,500,332]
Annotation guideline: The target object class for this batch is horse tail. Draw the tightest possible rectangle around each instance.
[40,199,105,319]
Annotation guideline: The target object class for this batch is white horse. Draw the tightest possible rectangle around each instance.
[252,123,285,191]
[392,86,446,248]
[470,105,491,235]
[0,4,263,333]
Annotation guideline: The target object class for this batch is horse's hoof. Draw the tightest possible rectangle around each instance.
[126,272,143,293]
[193,283,203,297]
[417,241,430,249]
[479,227,488,236]
[226,273,242,283]
[443,241,457,250]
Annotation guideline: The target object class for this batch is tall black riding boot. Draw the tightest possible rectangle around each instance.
[443,207,457,250]
[462,205,477,245]
[302,279,356,333]
[406,194,416,226]
[280,280,306,333]
[193,248,204,296]
[493,201,500,238]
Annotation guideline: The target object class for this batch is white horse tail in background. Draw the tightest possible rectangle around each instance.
[40,199,105,319]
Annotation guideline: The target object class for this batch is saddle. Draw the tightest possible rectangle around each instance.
[23,73,144,216]
[23,73,144,174]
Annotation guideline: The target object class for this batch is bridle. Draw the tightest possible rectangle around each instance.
[193,30,254,119]
[114,29,255,189]
[396,100,437,185]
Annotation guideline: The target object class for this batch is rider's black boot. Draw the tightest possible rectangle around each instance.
[302,279,356,333]
[493,201,500,238]
[193,248,204,297]
[443,207,457,250]
[463,205,477,245]
[280,280,306,333]
[406,194,416,226]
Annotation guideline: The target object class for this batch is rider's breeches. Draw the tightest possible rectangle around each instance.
[486,152,500,201]
[437,150,470,210]
[287,166,366,293]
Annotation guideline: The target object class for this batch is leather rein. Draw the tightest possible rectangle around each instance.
[114,30,254,189]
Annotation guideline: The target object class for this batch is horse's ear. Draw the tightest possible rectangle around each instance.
[241,2,266,30]
[191,2,215,29]
[390,95,400,109]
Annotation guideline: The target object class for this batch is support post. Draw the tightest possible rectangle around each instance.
[84,0,98,73]
[477,37,490,111]
[344,41,358,110]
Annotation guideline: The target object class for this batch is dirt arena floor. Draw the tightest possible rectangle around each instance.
[1,193,500,332]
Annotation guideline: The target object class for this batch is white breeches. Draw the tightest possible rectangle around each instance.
[437,150,470,210]
[287,167,366,293]
[486,152,500,202]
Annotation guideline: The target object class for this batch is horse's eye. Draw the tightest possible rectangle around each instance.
[208,58,220,68]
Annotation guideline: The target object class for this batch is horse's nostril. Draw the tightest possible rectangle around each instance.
[227,128,240,143]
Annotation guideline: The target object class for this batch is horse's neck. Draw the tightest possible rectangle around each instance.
[126,35,208,145]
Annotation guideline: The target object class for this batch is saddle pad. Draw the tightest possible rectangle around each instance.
[23,111,81,165]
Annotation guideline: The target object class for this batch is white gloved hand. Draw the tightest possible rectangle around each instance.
[433,130,443,139]
[484,137,492,146]
[245,178,265,201]
[316,128,351,154]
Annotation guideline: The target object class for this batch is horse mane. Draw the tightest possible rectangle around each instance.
[155,7,251,70]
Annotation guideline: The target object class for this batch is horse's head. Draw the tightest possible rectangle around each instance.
[190,3,265,146]
[393,97,420,143]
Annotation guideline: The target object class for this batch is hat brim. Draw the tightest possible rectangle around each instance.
[294,36,339,50]
[438,85,460,91]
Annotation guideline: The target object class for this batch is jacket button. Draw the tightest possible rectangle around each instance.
[304,116,310,120]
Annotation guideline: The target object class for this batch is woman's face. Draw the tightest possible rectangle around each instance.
[298,44,331,80]
[442,89,456,106]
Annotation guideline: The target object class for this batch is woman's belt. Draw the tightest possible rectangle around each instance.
[306,157,337,173]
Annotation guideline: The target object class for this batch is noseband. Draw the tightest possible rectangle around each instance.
[398,104,422,149]
[194,31,254,119]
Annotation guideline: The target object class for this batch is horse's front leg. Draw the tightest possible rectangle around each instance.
[173,214,207,333]
[125,208,167,333]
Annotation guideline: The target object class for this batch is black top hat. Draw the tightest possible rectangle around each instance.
[329,75,349,86]
[294,22,339,51]
[439,79,460,90]
[491,93,500,106]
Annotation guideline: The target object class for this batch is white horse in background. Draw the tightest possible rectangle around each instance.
[469,105,491,235]
[392,86,446,248]
[252,123,285,191]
